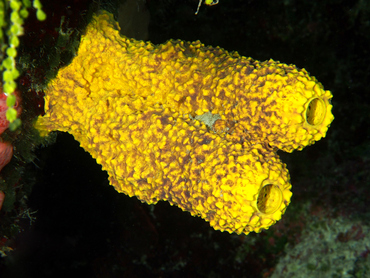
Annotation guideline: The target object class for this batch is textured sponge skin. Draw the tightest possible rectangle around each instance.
[36,12,333,234]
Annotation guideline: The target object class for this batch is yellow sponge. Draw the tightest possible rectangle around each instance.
[35,11,333,234]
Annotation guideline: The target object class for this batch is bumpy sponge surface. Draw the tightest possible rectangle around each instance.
[35,11,333,234]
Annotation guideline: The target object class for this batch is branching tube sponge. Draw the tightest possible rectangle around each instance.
[35,12,333,235]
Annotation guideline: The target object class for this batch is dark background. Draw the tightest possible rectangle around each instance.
[0,0,369,277]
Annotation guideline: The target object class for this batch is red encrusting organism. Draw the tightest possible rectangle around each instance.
[0,86,22,211]
[0,140,13,172]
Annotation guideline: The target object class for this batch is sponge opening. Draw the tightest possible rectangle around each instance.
[306,97,326,126]
[257,183,283,214]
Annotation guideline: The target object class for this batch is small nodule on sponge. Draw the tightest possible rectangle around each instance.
[257,183,283,214]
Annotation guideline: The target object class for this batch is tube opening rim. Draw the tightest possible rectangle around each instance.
[305,97,326,126]
[257,181,283,215]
